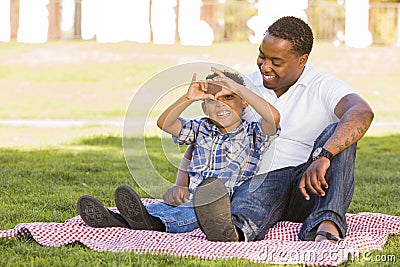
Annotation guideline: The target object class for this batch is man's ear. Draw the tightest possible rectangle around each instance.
[202,102,208,115]
[298,54,308,69]
[242,101,249,109]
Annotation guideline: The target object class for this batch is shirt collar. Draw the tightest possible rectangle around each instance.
[292,61,316,88]
[249,61,316,90]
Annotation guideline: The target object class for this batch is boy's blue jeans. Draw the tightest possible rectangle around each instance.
[231,123,356,241]
[146,201,198,233]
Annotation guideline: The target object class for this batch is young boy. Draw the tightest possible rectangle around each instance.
[77,68,280,241]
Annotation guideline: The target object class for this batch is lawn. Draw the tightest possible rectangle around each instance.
[0,41,399,266]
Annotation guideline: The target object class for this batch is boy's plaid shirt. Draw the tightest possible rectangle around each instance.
[173,117,279,198]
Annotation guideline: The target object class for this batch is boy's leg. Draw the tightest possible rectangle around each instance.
[114,185,165,231]
[230,168,295,241]
[193,178,238,242]
[282,123,356,240]
[114,185,198,233]
[147,201,199,233]
[77,195,130,228]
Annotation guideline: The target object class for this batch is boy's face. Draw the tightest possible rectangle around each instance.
[202,92,247,133]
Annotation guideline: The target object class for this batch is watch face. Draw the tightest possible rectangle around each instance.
[313,147,322,158]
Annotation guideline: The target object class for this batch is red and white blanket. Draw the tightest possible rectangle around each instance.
[1,199,399,266]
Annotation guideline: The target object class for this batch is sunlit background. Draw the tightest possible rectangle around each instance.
[0,3,400,265]
[0,0,399,147]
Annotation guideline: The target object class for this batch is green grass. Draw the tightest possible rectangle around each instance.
[0,134,399,266]
[352,135,400,214]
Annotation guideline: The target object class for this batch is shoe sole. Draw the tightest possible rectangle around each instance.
[114,185,153,230]
[193,178,238,242]
[77,195,124,228]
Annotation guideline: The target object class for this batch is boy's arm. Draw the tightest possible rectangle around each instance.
[157,74,214,137]
[212,68,280,136]
[163,145,193,206]
[157,95,194,137]
[235,85,280,136]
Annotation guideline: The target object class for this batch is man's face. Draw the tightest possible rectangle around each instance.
[203,93,247,133]
[257,33,308,97]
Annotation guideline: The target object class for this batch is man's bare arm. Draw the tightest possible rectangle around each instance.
[325,93,374,155]
[299,93,374,200]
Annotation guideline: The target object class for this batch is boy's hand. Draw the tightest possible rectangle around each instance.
[214,87,236,100]
[163,185,190,206]
[210,67,243,95]
[186,73,215,101]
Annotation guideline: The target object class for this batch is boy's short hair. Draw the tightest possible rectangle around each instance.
[206,70,245,86]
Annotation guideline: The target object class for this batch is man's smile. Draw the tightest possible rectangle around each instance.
[263,74,277,82]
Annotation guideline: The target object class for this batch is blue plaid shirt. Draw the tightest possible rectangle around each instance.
[173,117,279,198]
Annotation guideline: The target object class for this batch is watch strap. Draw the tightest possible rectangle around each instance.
[313,147,333,161]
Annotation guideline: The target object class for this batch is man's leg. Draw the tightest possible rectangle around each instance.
[230,167,296,241]
[282,123,356,241]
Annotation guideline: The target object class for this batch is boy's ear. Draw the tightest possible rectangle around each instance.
[201,102,208,115]
[242,101,249,109]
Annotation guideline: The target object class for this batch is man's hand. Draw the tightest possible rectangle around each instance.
[299,157,330,200]
[163,185,190,206]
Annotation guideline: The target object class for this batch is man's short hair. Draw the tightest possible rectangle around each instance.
[267,16,314,56]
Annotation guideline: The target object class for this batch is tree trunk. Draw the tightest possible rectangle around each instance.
[149,0,153,42]
[48,0,61,40]
[175,0,180,43]
[10,0,20,40]
[74,0,82,39]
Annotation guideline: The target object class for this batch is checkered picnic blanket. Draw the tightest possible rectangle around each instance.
[1,199,399,266]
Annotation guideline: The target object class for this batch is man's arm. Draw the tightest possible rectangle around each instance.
[325,93,374,155]
[299,93,374,200]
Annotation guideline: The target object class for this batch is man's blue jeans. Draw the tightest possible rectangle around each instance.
[231,123,356,241]
[146,201,199,233]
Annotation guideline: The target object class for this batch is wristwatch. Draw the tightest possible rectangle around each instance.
[312,147,333,161]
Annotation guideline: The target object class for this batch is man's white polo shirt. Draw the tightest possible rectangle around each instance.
[243,63,356,173]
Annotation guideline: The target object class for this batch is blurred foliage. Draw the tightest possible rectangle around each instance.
[307,3,345,41]
[207,0,399,45]
[372,0,400,2]
[208,0,257,41]
[370,5,398,45]
[308,0,399,45]
[310,0,400,2]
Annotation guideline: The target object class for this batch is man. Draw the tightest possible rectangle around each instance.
[163,16,374,242]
